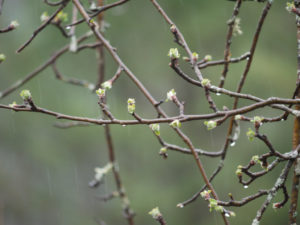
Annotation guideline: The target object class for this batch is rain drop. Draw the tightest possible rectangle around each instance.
[243,185,248,189]
[216,93,221,96]
[122,124,126,127]
[225,213,230,218]
[281,118,284,121]
[66,26,71,30]
[230,142,236,147]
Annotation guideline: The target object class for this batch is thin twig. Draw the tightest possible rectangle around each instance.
[2,96,300,126]
[54,121,91,128]
[0,32,93,99]
[44,0,66,6]
[219,0,242,88]
[17,1,69,53]
[198,52,250,69]
[72,1,229,223]
[252,160,293,224]
[220,0,273,192]
[218,190,268,207]
[52,61,96,90]
[0,22,18,33]
[66,0,129,27]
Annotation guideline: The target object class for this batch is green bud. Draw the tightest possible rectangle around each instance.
[225,210,236,217]
[159,147,167,154]
[96,88,105,97]
[201,78,211,87]
[10,20,19,28]
[127,98,136,114]
[170,119,181,128]
[90,2,97,10]
[204,120,217,130]
[55,11,68,23]
[204,55,212,61]
[170,24,176,33]
[251,155,261,164]
[192,52,199,61]
[0,54,6,62]
[149,207,161,219]
[9,101,17,108]
[208,198,217,207]
[234,115,242,120]
[168,48,180,59]
[94,163,113,182]
[20,90,32,100]
[235,166,242,177]
[40,12,49,22]
[251,116,264,124]
[229,211,236,217]
[200,190,211,200]
[215,205,224,213]
[166,89,176,102]
[246,128,255,141]
[182,56,189,62]
[208,198,223,212]
[233,17,243,36]
[101,80,112,90]
[176,203,184,208]
[150,124,160,136]
[286,2,295,13]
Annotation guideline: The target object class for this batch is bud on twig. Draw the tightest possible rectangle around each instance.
[201,78,211,87]
[127,98,136,114]
[169,119,181,128]
[246,128,255,141]
[20,90,32,101]
[204,54,212,62]
[96,88,106,98]
[0,54,6,63]
[204,120,217,130]
[101,80,112,90]
[166,89,176,102]
[150,124,160,136]
[168,48,180,59]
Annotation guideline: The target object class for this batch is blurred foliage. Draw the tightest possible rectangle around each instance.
[0,0,299,225]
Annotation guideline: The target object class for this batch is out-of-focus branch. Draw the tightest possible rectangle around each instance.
[0,32,93,99]
[0,21,19,33]
[198,52,250,69]
[52,62,95,90]
[54,121,91,128]
[72,1,230,223]
[219,0,242,88]
[219,0,273,195]
[17,1,69,53]
[44,0,67,6]
[66,0,129,27]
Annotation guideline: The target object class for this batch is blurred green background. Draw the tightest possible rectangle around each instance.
[0,0,299,224]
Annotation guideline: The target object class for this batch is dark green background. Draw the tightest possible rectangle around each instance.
[0,0,298,225]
